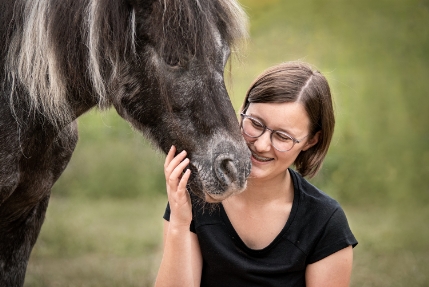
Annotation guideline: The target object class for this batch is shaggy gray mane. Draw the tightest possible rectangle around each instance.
[152,0,248,67]
[4,0,247,129]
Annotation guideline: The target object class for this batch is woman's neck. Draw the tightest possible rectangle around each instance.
[236,169,294,206]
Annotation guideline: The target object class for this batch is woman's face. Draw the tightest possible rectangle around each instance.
[243,102,317,182]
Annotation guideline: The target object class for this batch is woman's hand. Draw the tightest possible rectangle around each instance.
[164,145,193,228]
[156,146,202,287]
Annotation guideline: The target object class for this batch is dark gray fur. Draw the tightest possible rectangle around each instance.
[0,0,251,285]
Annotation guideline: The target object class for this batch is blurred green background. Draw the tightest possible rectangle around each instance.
[25,0,429,286]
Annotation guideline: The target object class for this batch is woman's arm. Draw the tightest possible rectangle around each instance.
[305,245,353,287]
[156,220,203,287]
[155,146,203,287]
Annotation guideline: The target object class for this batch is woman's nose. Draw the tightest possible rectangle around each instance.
[253,131,272,152]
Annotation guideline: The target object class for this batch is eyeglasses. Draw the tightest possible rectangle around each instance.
[240,113,308,152]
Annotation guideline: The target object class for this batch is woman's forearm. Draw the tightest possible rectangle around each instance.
[155,222,200,287]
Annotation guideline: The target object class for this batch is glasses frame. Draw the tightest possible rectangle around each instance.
[240,113,307,152]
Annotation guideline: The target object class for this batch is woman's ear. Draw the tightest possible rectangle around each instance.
[302,131,320,151]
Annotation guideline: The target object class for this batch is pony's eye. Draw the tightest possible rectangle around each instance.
[164,54,187,68]
[165,56,179,67]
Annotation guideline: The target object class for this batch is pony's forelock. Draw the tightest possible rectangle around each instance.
[154,0,248,66]
[87,0,138,111]
[5,0,247,129]
[218,0,248,53]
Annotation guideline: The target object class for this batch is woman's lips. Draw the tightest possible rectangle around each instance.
[251,151,274,162]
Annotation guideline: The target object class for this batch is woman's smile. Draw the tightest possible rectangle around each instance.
[250,150,274,163]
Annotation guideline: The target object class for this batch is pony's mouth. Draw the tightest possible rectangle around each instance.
[203,185,244,203]
[204,192,221,203]
[188,158,247,203]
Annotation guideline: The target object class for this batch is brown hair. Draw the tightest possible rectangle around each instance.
[241,61,335,178]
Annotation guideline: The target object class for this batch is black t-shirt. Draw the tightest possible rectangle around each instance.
[163,168,358,287]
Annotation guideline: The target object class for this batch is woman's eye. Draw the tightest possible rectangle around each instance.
[250,119,264,129]
[275,132,292,142]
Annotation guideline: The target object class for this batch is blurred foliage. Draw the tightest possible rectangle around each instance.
[52,110,166,199]
[230,0,429,206]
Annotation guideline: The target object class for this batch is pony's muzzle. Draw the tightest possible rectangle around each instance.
[213,147,251,191]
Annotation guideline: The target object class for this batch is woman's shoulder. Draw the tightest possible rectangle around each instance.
[288,168,352,241]
[287,169,357,263]
[289,168,341,214]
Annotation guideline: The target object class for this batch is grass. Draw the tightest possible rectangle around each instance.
[348,204,429,286]
[25,196,166,287]
[25,198,429,286]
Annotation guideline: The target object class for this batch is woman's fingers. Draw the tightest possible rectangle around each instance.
[164,147,187,178]
[164,147,193,226]
[168,157,190,188]
[164,145,176,169]
[164,146,191,197]
[177,169,191,193]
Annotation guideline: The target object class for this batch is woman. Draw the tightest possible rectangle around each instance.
[155,61,358,287]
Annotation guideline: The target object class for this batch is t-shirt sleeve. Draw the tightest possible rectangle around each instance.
[162,202,196,233]
[306,206,358,264]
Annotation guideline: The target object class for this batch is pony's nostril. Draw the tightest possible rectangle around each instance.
[214,154,238,186]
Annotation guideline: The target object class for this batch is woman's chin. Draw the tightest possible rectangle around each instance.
[248,166,268,180]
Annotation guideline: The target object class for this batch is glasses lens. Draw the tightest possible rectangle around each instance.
[241,115,295,152]
[242,117,265,138]
[272,131,294,151]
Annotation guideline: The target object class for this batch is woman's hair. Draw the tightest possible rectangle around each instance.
[240,61,335,178]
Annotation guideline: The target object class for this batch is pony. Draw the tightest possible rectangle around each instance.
[0,0,252,285]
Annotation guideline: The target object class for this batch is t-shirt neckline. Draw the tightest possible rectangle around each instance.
[219,168,301,254]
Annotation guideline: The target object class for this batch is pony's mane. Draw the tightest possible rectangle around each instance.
[5,0,247,129]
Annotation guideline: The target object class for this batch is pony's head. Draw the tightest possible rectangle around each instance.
[4,0,251,202]
[113,0,251,202]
